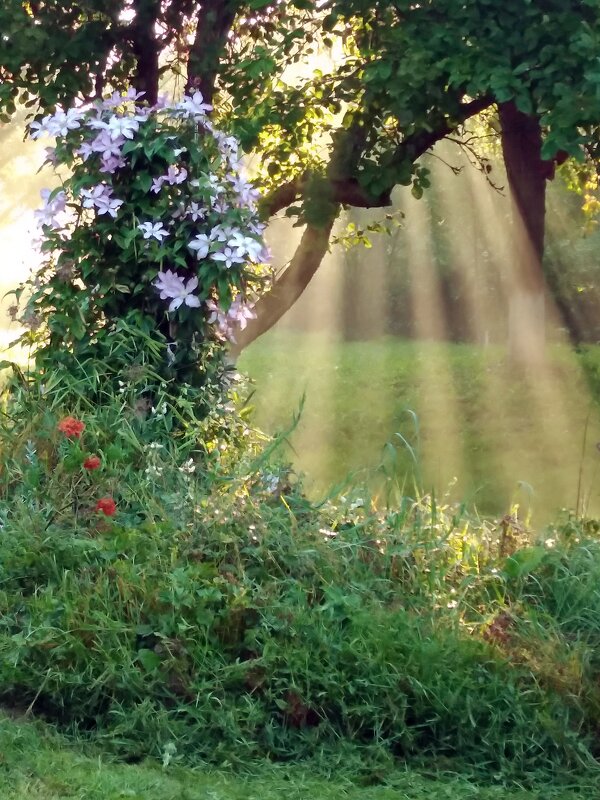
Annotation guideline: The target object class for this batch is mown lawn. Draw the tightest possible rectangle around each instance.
[0,712,596,800]
[239,333,600,522]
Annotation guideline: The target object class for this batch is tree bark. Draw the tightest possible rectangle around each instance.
[229,214,340,356]
[498,101,550,363]
[234,97,495,353]
[130,0,161,105]
[186,1,238,103]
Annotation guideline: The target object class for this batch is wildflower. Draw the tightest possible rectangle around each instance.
[34,189,67,229]
[211,247,245,269]
[164,165,187,185]
[138,221,169,241]
[95,194,124,218]
[186,202,206,222]
[80,184,123,217]
[58,416,85,438]
[227,230,263,262]
[83,455,101,470]
[154,270,201,311]
[91,130,125,159]
[95,497,117,516]
[76,141,94,161]
[176,90,213,118]
[188,233,211,259]
[29,107,84,139]
[99,154,126,174]
[105,114,140,140]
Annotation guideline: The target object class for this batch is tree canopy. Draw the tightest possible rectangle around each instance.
[2,0,600,348]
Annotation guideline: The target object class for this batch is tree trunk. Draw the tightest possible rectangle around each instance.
[131,0,160,105]
[498,101,551,363]
[186,1,238,103]
[229,214,339,356]
[231,98,494,354]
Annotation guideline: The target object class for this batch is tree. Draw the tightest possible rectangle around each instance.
[2,0,600,354]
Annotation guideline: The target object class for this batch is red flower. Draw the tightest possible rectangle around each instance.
[95,497,117,517]
[58,416,85,438]
[83,455,101,471]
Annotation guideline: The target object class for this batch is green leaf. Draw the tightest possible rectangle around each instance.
[503,547,546,580]
[137,648,161,673]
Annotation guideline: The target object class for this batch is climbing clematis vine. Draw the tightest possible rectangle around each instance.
[18,88,270,380]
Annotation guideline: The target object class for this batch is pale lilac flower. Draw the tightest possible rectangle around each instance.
[80,184,109,208]
[95,195,124,217]
[91,130,126,159]
[228,231,264,262]
[206,297,256,342]
[76,141,95,161]
[47,107,85,137]
[216,134,240,162]
[124,88,146,102]
[80,184,122,217]
[188,233,211,259]
[34,189,67,229]
[211,247,245,269]
[100,154,126,173]
[228,297,257,330]
[151,166,187,193]
[154,270,201,311]
[228,171,260,208]
[87,114,110,131]
[102,89,145,109]
[165,165,187,185]
[44,147,57,165]
[176,91,213,118]
[186,202,206,222]
[138,221,169,241]
[29,114,54,139]
[106,114,140,140]
[30,108,83,138]
[210,224,235,242]
[102,91,122,108]
[248,220,267,236]
[211,198,230,214]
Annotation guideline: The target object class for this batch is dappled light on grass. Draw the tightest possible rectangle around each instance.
[241,149,600,523]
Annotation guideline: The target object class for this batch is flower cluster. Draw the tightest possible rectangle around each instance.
[57,416,85,438]
[206,296,257,343]
[57,417,115,515]
[25,89,269,360]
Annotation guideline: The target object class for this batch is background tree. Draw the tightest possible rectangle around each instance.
[2,0,600,355]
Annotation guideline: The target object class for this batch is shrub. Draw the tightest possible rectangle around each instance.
[0,383,597,777]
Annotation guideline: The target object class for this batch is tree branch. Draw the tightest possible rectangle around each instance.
[260,95,495,218]
[186,0,239,103]
[232,94,495,353]
[130,0,161,105]
[229,212,340,356]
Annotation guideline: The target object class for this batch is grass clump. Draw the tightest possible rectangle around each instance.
[239,333,600,519]
[0,353,600,785]
[3,712,597,800]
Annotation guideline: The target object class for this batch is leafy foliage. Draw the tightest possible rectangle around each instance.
[0,374,600,777]
[15,92,266,389]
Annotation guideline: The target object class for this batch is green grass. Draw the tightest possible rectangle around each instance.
[0,712,597,800]
[239,333,600,522]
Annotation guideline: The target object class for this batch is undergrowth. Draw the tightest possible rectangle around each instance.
[0,354,600,783]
